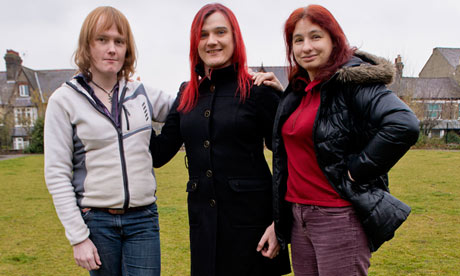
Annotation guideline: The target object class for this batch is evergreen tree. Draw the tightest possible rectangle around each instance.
[25,117,44,153]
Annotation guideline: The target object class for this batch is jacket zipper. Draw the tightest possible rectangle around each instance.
[66,81,131,210]
[122,104,130,131]
[117,86,130,210]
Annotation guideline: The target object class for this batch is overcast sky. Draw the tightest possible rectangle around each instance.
[1,0,459,94]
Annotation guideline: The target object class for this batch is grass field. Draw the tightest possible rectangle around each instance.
[0,150,459,275]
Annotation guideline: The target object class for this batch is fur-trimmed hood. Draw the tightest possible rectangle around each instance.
[336,50,395,85]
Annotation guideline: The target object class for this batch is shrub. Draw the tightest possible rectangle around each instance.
[414,133,460,150]
[446,131,460,144]
[25,117,44,153]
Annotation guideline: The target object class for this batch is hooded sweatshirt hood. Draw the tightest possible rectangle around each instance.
[336,50,395,85]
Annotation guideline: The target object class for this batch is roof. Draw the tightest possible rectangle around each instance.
[12,127,29,137]
[0,67,75,106]
[14,97,33,107]
[432,120,460,130]
[34,69,76,98]
[249,65,289,90]
[390,77,460,99]
[22,67,76,99]
[436,48,460,68]
[22,67,38,89]
[0,71,15,105]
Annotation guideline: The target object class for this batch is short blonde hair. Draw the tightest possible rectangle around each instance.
[74,6,136,81]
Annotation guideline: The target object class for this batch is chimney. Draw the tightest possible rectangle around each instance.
[4,49,23,81]
[394,54,404,79]
[259,62,266,73]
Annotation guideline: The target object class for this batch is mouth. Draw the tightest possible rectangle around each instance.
[206,49,222,54]
[301,54,317,62]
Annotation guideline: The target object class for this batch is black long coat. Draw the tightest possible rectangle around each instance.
[151,65,291,276]
[272,52,420,252]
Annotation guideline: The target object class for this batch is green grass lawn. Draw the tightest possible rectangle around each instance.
[0,150,459,275]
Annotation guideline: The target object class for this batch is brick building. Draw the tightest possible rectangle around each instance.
[0,50,75,150]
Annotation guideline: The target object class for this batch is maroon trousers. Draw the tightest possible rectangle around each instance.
[290,204,371,276]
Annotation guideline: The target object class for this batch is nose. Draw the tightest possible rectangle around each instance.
[302,40,313,53]
[107,40,116,54]
[207,33,218,46]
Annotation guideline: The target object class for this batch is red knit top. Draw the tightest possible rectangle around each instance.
[281,80,351,207]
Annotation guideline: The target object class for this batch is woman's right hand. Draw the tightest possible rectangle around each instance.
[251,72,284,92]
[73,238,101,271]
[256,222,280,259]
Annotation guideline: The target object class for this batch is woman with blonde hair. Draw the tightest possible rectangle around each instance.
[44,6,173,275]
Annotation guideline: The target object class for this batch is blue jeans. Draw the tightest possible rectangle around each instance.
[82,203,161,276]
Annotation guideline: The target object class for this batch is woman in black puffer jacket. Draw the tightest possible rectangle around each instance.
[254,4,419,276]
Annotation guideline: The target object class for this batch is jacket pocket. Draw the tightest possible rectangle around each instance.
[227,177,272,228]
[228,178,271,192]
[80,209,93,222]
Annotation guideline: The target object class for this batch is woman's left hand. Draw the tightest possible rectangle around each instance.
[251,72,284,92]
[256,222,280,259]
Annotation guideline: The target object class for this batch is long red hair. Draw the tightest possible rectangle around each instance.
[178,3,252,113]
[284,5,355,83]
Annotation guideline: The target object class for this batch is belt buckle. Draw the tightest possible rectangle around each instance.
[108,209,125,215]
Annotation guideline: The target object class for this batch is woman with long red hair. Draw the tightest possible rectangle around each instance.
[255,4,419,276]
[151,3,290,276]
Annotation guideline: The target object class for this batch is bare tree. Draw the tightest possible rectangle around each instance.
[394,77,448,137]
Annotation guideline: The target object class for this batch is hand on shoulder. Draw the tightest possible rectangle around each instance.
[251,71,284,92]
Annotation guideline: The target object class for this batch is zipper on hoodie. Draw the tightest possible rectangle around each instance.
[122,104,130,131]
[117,86,130,210]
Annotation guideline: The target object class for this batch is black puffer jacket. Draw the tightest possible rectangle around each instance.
[272,51,420,252]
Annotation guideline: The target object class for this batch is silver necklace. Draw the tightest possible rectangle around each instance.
[92,81,116,103]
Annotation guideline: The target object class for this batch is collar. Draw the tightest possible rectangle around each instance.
[74,73,94,95]
[74,73,122,95]
[304,79,321,93]
[195,64,238,83]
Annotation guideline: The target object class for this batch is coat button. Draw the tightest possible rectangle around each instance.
[206,170,213,178]
[204,110,211,117]
[204,140,210,148]
[209,199,216,207]
[191,182,197,190]
[210,85,215,92]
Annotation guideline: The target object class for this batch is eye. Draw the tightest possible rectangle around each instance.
[115,39,125,45]
[96,37,106,42]
[200,32,209,39]
[293,37,303,43]
[311,32,323,40]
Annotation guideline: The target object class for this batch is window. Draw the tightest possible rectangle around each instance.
[14,108,23,127]
[13,138,29,150]
[19,84,30,97]
[25,108,33,126]
[13,137,24,150]
[14,108,37,127]
[426,103,442,119]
